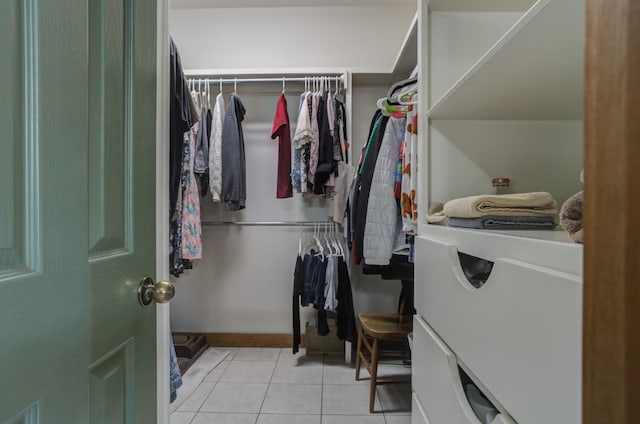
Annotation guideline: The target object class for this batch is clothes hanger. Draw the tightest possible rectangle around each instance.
[234,78,237,94]
[329,222,338,256]
[282,77,285,94]
[398,92,418,106]
[386,77,417,101]
[335,223,343,258]
[207,78,211,108]
[219,78,223,94]
[313,222,324,258]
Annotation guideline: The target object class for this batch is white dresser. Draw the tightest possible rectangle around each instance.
[413,0,585,422]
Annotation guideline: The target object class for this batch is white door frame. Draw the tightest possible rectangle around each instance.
[156,0,171,422]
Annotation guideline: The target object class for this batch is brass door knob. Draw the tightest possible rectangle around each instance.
[138,277,175,306]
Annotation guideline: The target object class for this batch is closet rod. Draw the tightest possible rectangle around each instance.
[201,220,335,227]
[186,76,345,85]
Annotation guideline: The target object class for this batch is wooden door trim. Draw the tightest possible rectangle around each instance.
[584,0,640,422]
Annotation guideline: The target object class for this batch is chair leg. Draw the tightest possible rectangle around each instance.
[355,323,364,381]
[369,337,379,413]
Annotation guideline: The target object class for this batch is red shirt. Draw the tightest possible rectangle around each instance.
[271,93,293,198]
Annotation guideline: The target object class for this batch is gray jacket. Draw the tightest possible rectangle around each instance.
[221,94,247,211]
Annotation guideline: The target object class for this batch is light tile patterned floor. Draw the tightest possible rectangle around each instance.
[171,347,412,424]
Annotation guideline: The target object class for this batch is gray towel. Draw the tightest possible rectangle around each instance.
[446,215,557,230]
[559,191,583,243]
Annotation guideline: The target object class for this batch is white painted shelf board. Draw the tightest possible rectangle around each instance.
[418,223,583,275]
[183,67,383,77]
[427,0,584,120]
[428,0,535,12]
[391,11,418,79]
[172,0,416,9]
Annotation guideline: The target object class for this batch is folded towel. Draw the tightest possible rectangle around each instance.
[559,191,583,243]
[427,202,446,224]
[444,192,558,219]
[446,215,557,230]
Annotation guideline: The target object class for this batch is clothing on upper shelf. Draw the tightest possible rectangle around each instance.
[221,93,247,211]
[271,92,293,199]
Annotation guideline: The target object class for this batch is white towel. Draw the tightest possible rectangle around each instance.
[444,192,558,219]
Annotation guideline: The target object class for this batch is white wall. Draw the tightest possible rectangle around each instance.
[169,6,416,72]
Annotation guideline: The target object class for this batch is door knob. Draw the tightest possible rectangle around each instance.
[138,276,175,306]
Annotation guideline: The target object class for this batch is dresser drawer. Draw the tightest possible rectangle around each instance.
[414,235,582,424]
[412,316,516,424]
[412,393,431,424]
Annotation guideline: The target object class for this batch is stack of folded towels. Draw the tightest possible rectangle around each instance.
[430,192,558,230]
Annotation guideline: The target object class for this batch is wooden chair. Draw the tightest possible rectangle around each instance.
[354,311,413,413]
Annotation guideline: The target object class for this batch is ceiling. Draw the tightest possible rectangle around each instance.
[171,0,415,8]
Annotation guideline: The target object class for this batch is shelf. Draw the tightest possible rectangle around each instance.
[427,0,535,12]
[418,222,583,276]
[391,11,418,79]
[427,0,584,120]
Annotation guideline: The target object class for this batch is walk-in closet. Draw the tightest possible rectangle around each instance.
[168,1,419,423]
[167,1,587,423]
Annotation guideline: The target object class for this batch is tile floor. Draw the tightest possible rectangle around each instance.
[171,347,412,424]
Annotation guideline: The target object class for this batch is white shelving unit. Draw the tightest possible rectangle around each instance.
[412,0,585,423]
[427,0,584,120]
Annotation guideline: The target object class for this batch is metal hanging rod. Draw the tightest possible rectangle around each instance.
[186,76,345,84]
[201,220,336,227]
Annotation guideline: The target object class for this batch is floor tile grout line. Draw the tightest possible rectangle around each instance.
[320,353,325,424]
[254,348,279,423]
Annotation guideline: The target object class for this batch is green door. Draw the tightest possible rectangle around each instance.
[0,0,159,423]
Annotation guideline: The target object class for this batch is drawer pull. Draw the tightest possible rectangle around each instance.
[459,366,501,424]
[457,252,494,289]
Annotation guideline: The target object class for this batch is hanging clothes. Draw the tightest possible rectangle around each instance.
[292,253,306,354]
[169,334,183,403]
[293,92,312,193]
[169,38,197,221]
[194,105,211,195]
[363,116,407,266]
[182,118,203,261]
[209,93,225,202]
[336,257,356,342]
[308,93,321,192]
[292,243,356,353]
[351,112,388,265]
[314,93,335,194]
[401,99,418,233]
[221,93,247,211]
[271,92,293,198]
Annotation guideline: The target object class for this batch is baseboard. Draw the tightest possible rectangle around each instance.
[204,333,304,348]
